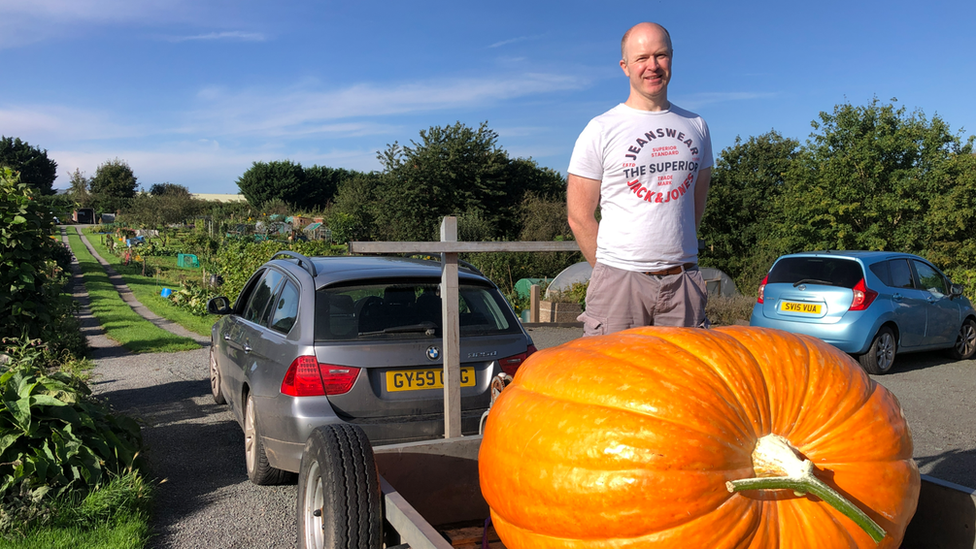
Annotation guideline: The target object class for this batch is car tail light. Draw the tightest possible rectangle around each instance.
[280,356,360,396]
[849,278,878,311]
[320,364,361,395]
[757,275,768,304]
[498,344,538,377]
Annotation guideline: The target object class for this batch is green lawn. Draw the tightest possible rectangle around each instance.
[83,233,217,337]
[66,233,200,353]
[0,518,149,549]
[0,472,152,549]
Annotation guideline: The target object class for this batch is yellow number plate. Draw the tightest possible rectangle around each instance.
[780,301,822,314]
[386,367,476,392]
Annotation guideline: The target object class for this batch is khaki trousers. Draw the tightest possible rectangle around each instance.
[578,262,709,336]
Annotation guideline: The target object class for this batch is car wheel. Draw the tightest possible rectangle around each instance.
[948,318,976,360]
[209,345,226,405]
[297,424,382,549]
[244,393,291,485]
[858,327,896,375]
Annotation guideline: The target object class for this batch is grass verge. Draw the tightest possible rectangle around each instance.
[84,233,216,337]
[0,472,152,549]
[66,232,199,353]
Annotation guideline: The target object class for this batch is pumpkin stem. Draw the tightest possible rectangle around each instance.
[726,434,886,544]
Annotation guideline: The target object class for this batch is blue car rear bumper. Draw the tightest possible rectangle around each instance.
[749,306,879,356]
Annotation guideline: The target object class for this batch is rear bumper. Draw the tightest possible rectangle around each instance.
[258,394,487,473]
[749,308,876,355]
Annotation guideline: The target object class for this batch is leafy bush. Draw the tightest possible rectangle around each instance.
[0,338,143,530]
[547,281,588,308]
[944,267,976,302]
[0,169,75,345]
[119,190,205,228]
[212,239,341,302]
[167,283,218,316]
[705,294,757,326]
[463,251,583,296]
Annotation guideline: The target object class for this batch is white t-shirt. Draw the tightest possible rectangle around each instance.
[568,103,713,271]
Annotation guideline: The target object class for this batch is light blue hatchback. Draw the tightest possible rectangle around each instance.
[749,251,976,374]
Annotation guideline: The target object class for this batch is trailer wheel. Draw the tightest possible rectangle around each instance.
[298,423,382,549]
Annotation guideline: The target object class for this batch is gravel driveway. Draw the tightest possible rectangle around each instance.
[66,229,975,547]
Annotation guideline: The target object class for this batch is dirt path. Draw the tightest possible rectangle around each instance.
[63,227,297,548]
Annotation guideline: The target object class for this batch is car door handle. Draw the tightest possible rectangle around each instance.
[243,343,252,354]
[892,293,903,301]
[223,333,231,341]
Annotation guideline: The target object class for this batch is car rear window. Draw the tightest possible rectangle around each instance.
[314,282,518,341]
[767,257,864,289]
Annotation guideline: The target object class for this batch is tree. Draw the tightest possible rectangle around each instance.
[149,182,192,197]
[773,99,963,254]
[923,151,976,277]
[372,121,564,241]
[0,136,58,195]
[305,165,358,208]
[236,161,361,210]
[328,172,382,242]
[236,160,306,208]
[518,192,573,242]
[699,131,800,290]
[0,168,71,341]
[90,158,138,213]
[123,183,202,227]
[66,168,92,208]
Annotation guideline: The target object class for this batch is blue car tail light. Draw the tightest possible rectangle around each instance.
[849,278,878,311]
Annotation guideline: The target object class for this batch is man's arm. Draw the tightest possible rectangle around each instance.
[694,167,711,230]
[567,174,601,267]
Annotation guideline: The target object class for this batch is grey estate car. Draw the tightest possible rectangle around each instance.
[208,252,537,485]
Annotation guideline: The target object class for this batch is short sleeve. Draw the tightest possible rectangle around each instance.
[698,118,714,171]
[568,119,605,181]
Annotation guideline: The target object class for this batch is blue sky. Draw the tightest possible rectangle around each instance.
[2,0,974,195]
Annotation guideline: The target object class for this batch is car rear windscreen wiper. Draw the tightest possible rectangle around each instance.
[793,278,835,287]
[359,321,437,337]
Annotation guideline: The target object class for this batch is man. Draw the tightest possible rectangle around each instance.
[567,22,713,335]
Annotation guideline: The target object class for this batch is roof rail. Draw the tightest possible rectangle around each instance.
[271,251,318,278]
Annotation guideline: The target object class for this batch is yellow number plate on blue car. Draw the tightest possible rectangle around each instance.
[780,301,822,314]
[386,367,476,392]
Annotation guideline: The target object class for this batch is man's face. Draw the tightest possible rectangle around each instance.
[619,27,672,103]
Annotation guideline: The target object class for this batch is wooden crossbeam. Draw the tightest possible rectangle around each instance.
[348,218,580,438]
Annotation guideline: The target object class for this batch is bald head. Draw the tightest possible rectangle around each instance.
[621,22,672,60]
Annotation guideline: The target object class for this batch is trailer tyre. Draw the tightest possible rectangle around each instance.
[298,423,382,549]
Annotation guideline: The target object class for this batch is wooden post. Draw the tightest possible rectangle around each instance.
[347,223,580,439]
[529,284,540,323]
[439,217,461,438]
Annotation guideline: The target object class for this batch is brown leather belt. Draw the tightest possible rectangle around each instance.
[643,262,697,277]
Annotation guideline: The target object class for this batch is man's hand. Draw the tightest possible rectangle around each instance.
[567,174,601,266]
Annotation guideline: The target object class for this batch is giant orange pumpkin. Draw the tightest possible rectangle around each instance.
[479,326,919,548]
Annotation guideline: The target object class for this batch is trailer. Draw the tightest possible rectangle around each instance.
[295,217,976,549]
[294,425,976,549]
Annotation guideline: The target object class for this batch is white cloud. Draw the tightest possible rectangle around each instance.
[0,0,212,49]
[165,31,266,43]
[14,68,591,192]
[183,72,589,138]
[0,105,142,141]
[0,0,192,23]
[488,34,548,49]
[50,142,383,194]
